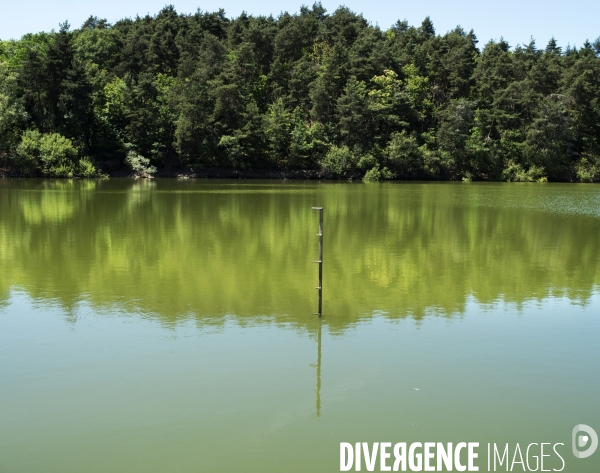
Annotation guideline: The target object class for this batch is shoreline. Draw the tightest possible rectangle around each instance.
[1,166,597,182]
[0,167,323,180]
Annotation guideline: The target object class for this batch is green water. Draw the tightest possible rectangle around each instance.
[0,179,599,472]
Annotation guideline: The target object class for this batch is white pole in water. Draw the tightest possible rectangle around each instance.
[312,207,323,316]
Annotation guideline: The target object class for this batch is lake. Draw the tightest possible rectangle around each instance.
[1,179,599,472]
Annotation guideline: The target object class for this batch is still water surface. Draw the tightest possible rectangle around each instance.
[1,180,599,472]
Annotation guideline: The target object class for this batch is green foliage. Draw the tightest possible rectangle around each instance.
[13,130,40,175]
[15,130,79,176]
[320,145,357,178]
[525,94,574,180]
[363,165,394,181]
[574,158,600,182]
[337,77,370,150]
[1,7,599,181]
[0,62,27,160]
[218,135,247,169]
[265,98,292,167]
[78,157,98,177]
[125,150,157,177]
[385,131,423,177]
[502,160,547,182]
[289,110,329,169]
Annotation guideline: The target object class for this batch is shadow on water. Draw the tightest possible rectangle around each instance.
[1,178,600,334]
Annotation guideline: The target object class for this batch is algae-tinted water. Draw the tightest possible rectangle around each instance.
[1,179,599,472]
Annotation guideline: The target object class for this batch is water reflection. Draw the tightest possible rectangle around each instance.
[0,179,599,332]
[316,318,322,417]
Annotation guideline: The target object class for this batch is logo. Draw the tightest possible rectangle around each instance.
[572,424,598,459]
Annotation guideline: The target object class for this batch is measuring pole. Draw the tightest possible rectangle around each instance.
[312,207,323,316]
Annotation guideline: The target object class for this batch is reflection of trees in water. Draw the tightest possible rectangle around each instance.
[0,180,599,332]
[313,317,322,417]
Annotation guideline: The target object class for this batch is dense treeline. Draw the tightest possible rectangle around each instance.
[1,5,600,180]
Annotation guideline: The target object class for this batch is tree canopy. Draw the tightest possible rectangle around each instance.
[1,5,599,181]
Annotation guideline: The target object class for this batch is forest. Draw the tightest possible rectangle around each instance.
[1,4,599,181]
